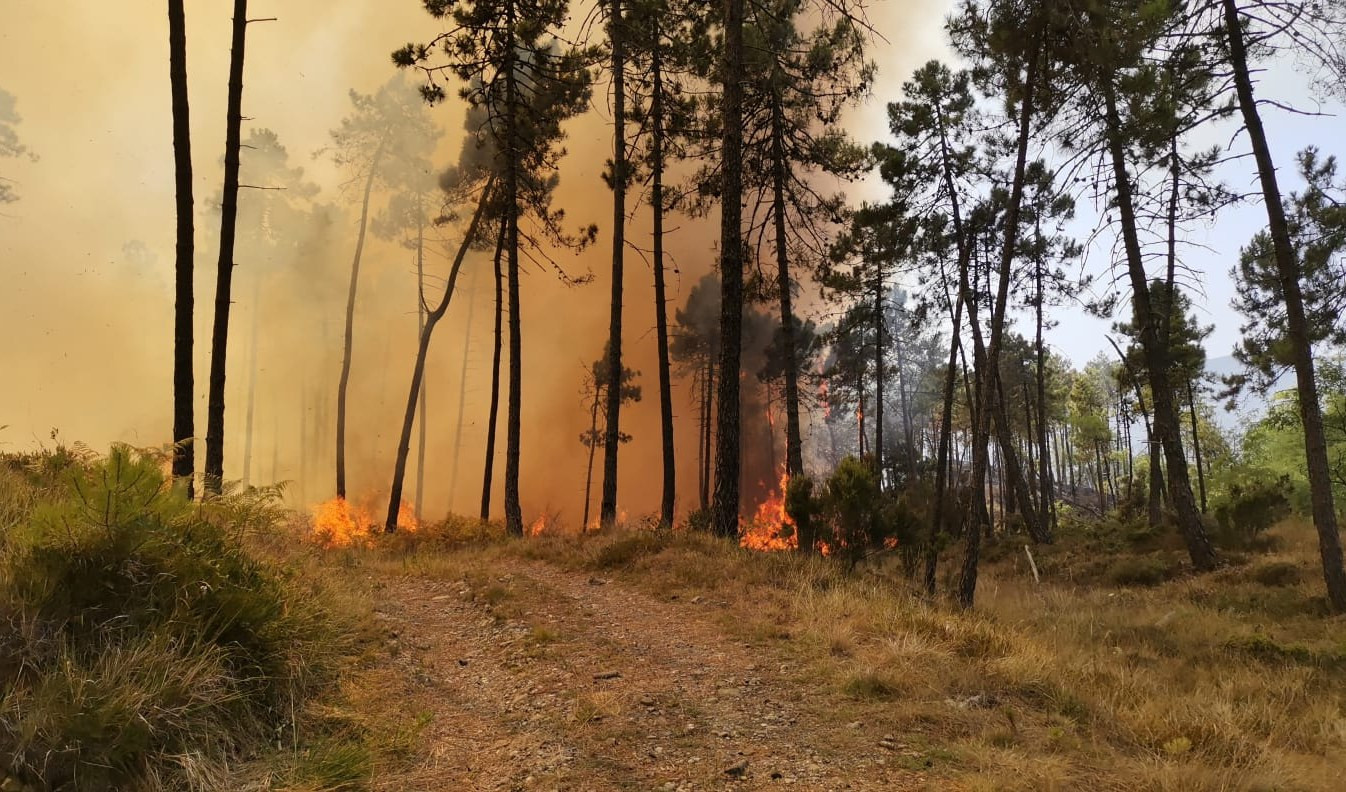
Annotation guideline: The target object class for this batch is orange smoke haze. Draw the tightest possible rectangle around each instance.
[0,1,953,524]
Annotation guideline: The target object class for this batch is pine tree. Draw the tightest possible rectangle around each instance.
[397,0,595,535]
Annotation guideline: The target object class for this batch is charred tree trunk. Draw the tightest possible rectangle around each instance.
[583,391,601,529]
[335,137,385,499]
[480,216,507,521]
[1100,80,1217,570]
[600,0,627,528]
[385,181,493,531]
[168,0,195,496]
[1224,0,1344,608]
[770,92,805,477]
[449,262,479,514]
[503,16,525,537]
[960,44,1041,607]
[414,195,427,521]
[650,29,676,528]
[1187,378,1207,514]
[242,272,261,487]
[873,274,886,481]
[712,0,746,538]
[203,0,249,495]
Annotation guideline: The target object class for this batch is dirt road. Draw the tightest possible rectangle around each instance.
[366,560,928,791]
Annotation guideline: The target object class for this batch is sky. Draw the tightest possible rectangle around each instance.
[0,1,1342,520]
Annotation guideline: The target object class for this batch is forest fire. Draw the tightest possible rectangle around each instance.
[740,469,798,552]
[309,496,418,548]
[528,514,550,537]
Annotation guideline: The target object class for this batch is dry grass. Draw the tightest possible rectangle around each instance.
[398,518,1346,791]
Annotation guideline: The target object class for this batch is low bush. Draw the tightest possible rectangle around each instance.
[1211,474,1292,550]
[0,446,341,791]
[1105,555,1179,587]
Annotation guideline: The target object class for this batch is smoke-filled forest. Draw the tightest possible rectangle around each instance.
[4,0,1346,790]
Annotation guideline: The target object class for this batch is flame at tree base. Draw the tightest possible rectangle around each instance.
[310,496,419,549]
[740,469,798,552]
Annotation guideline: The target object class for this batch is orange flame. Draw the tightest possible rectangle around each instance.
[528,514,549,537]
[309,496,418,548]
[739,469,798,552]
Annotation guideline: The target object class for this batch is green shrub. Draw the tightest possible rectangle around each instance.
[820,456,883,567]
[0,446,339,791]
[1105,555,1179,587]
[1211,474,1292,550]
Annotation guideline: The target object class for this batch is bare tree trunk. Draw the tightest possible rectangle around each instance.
[414,197,427,520]
[960,44,1040,607]
[1224,0,1344,608]
[600,0,627,528]
[583,392,600,529]
[502,12,525,537]
[242,271,261,487]
[203,0,249,496]
[873,274,885,481]
[1101,80,1216,570]
[926,272,965,595]
[449,264,478,515]
[385,181,492,531]
[168,0,195,497]
[1187,378,1207,513]
[650,29,676,528]
[712,0,746,538]
[335,137,386,499]
[480,215,506,521]
[770,93,805,477]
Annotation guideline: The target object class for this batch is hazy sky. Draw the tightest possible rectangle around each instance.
[0,1,1342,518]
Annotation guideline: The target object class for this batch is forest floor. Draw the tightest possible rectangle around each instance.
[305,521,1346,792]
[354,557,928,791]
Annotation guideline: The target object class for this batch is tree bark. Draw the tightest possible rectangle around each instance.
[873,273,885,481]
[600,0,627,527]
[168,0,195,496]
[712,0,746,538]
[414,194,427,520]
[960,43,1041,608]
[386,180,492,531]
[1223,0,1346,608]
[770,93,805,477]
[650,27,676,528]
[503,7,525,537]
[203,0,249,495]
[480,216,507,521]
[1100,79,1217,570]
[450,264,478,515]
[335,138,385,499]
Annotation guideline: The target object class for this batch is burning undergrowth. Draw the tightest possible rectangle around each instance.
[310,495,419,548]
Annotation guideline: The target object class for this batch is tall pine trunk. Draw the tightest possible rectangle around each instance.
[449,264,479,514]
[583,392,601,528]
[204,0,249,495]
[414,196,427,520]
[601,0,627,527]
[650,26,676,528]
[242,272,261,487]
[770,94,805,477]
[959,43,1041,608]
[480,216,507,521]
[712,0,746,538]
[1100,80,1217,571]
[1223,0,1346,608]
[168,0,195,495]
[872,273,885,479]
[503,9,525,537]
[385,181,492,531]
[335,138,385,499]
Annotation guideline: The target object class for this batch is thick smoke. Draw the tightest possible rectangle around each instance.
[0,0,954,523]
